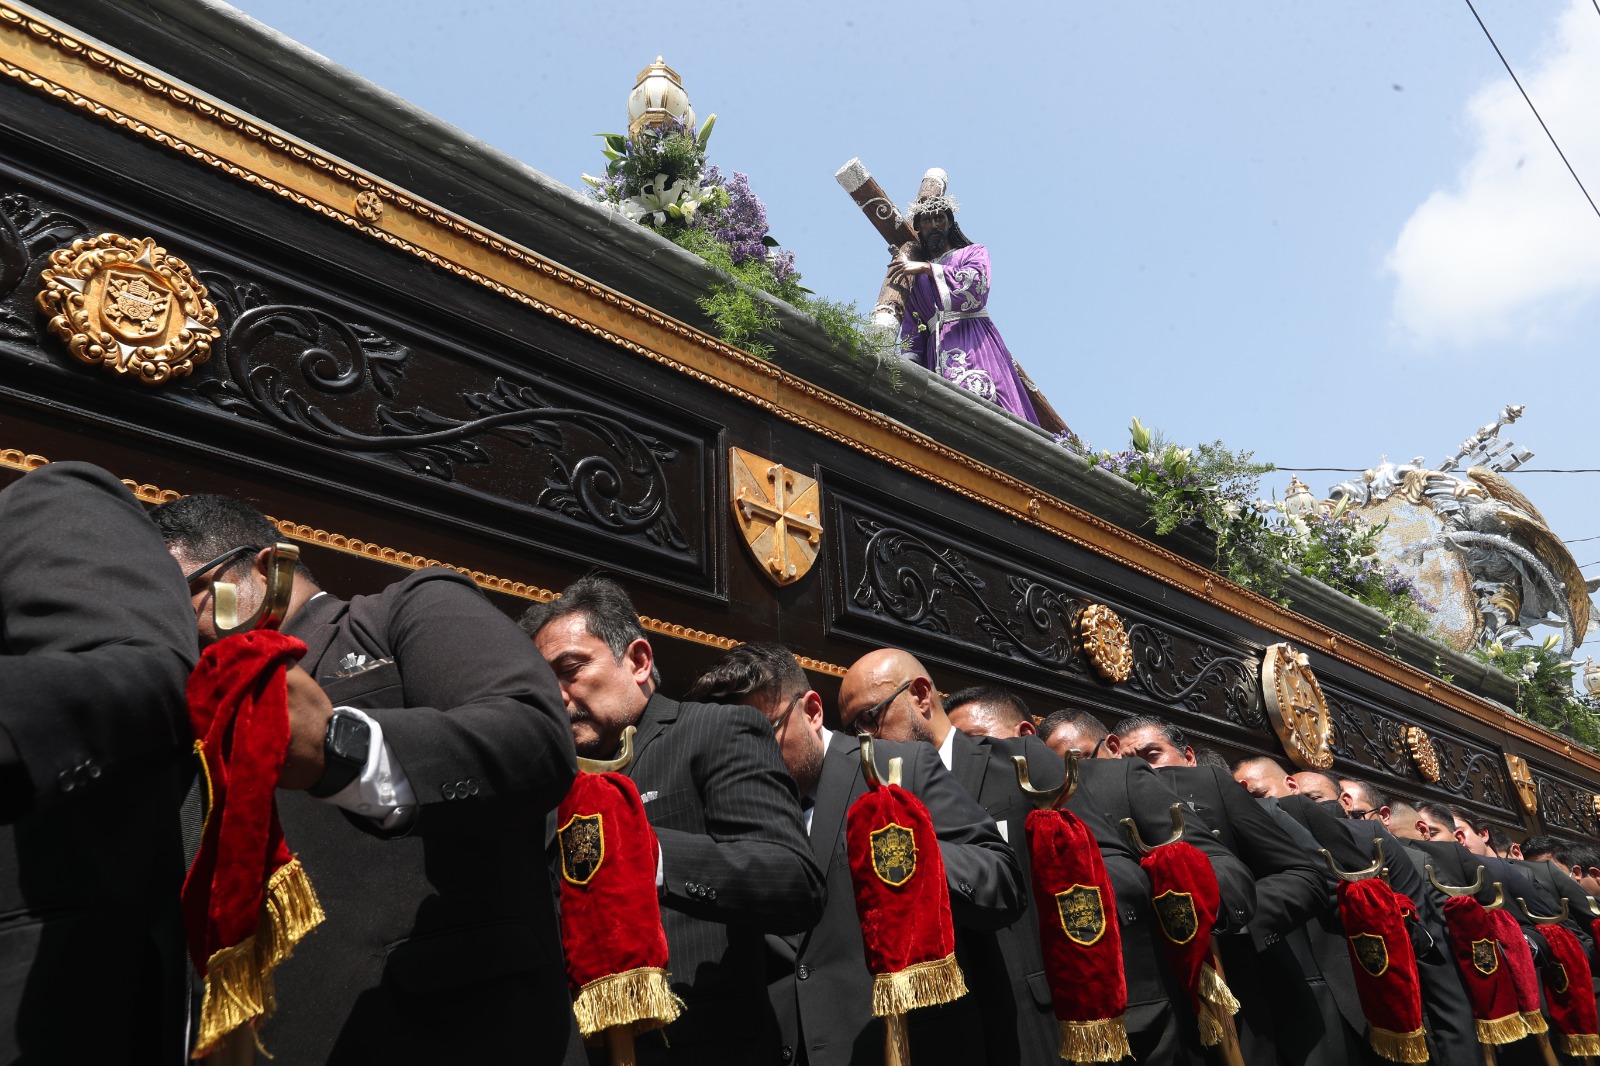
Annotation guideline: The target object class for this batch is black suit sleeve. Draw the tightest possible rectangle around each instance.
[913,744,1023,931]
[1211,772,1326,939]
[1124,760,1257,930]
[0,462,196,820]
[348,569,577,831]
[656,704,825,933]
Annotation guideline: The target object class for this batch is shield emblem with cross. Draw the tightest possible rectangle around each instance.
[729,448,822,586]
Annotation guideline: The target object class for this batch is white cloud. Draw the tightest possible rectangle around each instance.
[1387,1,1600,347]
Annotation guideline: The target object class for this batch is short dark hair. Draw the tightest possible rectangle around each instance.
[1038,709,1107,747]
[518,575,660,686]
[683,642,807,707]
[1113,714,1186,750]
[1297,771,1342,795]
[149,494,317,584]
[1417,801,1457,830]
[1343,779,1388,812]
[1486,826,1514,857]
[944,685,1032,730]
[1195,747,1229,770]
[1520,835,1562,862]
[1560,842,1600,873]
[1449,806,1490,836]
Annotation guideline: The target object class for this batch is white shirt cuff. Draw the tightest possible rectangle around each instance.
[315,707,418,832]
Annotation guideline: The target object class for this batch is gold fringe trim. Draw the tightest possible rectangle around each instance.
[571,967,685,1039]
[1475,1013,1531,1046]
[1557,1032,1600,1056]
[1195,962,1242,1048]
[1059,1016,1132,1063]
[1367,1025,1430,1064]
[190,859,325,1059]
[258,858,325,971]
[1521,1011,1548,1035]
[870,954,968,1017]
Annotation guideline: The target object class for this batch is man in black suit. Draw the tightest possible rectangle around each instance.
[685,644,1022,1066]
[1113,715,1334,1065]
[521,580,825,1065]
[869,684,1251,1066]
[0,462,198,1063]
[154,494,578,1063]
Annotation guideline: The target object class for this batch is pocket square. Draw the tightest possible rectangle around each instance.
[639,790,659,804]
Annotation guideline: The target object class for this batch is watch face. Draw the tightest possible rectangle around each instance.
[328,713,371,766]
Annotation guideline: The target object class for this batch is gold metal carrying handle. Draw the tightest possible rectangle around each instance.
[1425,862,1486,899]
[1013,748,1081,810]
[212,541,299,637]
[1119,802,1186,856]
[1516,895,1570,925]
[576,725,637,774]
[859,736,903,789]
[1318,839,1388,883]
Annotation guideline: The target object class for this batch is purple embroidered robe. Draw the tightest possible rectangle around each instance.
[898,244,1040,425]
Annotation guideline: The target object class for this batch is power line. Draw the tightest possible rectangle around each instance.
[1463,0,1600,223]
[1271,466,1600,473]
[1565,535,1600,545]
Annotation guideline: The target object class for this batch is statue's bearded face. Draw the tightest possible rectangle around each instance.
[915,211,952,257]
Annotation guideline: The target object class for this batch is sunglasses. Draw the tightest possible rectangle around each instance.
[853,679,913,736]
[183,545,258,590]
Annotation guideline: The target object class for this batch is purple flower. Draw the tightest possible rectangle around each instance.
[703,171,772,266]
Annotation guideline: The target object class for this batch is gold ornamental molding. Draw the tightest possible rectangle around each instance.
[1075,604,1132,684]
[1261,643,1334,771]
[35,232,219,383]
[2,4,1598,764]
[1505,754,1538,819]
[729,448,821,586]
[1403,726,1441,784]
[0,449,847,679]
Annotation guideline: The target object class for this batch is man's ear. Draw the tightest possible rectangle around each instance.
[623,638,654,686]
[1284,775,1302,793]
[801,691,826,731]
[1181,746,1197,767]
[1102,733,1122,757]
[908,675,935,718]
[1377,805,1391,823]
[1016,719,1036,737]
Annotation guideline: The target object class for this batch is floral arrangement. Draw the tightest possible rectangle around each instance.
[1473,637,1600,749]
[583,116,863,360]
[1080,418,1435,635]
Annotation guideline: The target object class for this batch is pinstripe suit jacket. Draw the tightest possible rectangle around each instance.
[621,693,825,1065]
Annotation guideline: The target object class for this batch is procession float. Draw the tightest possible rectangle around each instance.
[1,0,1595,845]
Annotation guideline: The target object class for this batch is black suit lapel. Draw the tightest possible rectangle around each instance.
[283,592,346,673]
[625,692,679,776]
[949,729,988,802]
[812,733,862,879]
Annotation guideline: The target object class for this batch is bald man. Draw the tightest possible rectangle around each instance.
[1233,756,1292,799]
[837,651,1062,1063]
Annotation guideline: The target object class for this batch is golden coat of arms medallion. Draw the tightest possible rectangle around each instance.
[36,233,219,385]
[1055,884,1107,947]
[559,812,606,886]
[870,823,917,887]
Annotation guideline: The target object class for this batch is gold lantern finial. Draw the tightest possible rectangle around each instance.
[628,57,695,138]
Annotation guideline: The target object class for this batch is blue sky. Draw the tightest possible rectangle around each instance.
[228,0,1600,586]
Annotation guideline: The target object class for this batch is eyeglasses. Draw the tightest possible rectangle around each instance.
[853,680,913,737]
[183,546,258,590]
[770,690,806,737]
[1348,807,1378,820]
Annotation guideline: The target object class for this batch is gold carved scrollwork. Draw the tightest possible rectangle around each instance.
[1505,754,1538,818]
[729,448,822,586]
[1404,726,1441,783]
[1262,643,1334,770]
[35,233,218,384]
[1075,603,1132,683]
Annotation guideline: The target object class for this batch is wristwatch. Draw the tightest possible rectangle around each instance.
[307,708,371,798]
